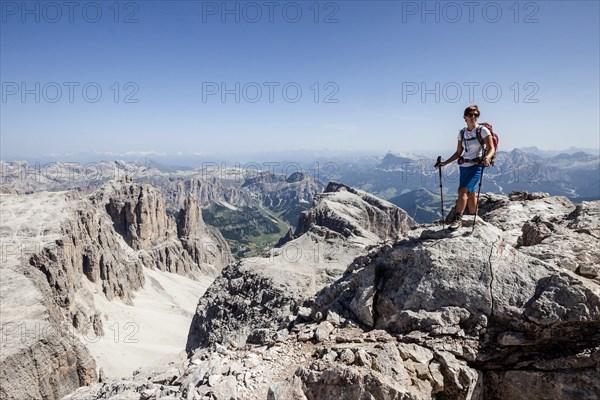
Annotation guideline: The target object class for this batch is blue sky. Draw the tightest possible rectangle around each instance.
[1,0,599,158]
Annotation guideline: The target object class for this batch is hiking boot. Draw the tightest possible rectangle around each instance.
[449,213,463,230]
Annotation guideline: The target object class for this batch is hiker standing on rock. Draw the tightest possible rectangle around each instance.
[436,105,496,230]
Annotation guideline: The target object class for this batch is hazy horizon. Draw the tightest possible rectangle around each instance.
[1,145,598,169]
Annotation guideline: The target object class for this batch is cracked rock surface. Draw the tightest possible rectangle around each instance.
[186,182,415,351]
[1,179,233,399]
[63,192,600,399]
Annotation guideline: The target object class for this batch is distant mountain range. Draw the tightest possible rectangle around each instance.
[4,173,598,400]
[4,146,597,167]
[519,146,599,158]
[2,146,598,235]
[342,149,599,202]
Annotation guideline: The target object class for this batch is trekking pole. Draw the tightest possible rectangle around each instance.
[472,159,486,234]
[436,156,445,228]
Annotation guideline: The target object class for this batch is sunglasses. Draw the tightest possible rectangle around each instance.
[466,113,480,118]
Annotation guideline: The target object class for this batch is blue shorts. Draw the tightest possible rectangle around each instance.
[459,165,483,193]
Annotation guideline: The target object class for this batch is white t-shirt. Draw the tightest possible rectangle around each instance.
[457,125,491,167]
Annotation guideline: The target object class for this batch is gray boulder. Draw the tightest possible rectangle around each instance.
[186,182,415,352]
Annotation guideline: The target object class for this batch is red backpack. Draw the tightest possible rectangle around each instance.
[460,122,499,166]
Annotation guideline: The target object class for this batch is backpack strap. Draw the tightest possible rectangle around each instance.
[462,128,480,142]
[476,126,489,160]
[475,126,484,147]
[476,126,490,157]
[461,127,481,155]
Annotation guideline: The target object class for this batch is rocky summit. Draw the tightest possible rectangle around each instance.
[3,179,599,400]
[58,186,600,400]
[185,181,415,352]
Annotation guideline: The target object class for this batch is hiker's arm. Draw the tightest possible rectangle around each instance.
[439,140,463,166]
[483,135,495,162]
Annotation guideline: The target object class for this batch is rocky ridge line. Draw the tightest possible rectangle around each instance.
[61,191,600,399]
[1,178,234,400]
[186,182,415,352]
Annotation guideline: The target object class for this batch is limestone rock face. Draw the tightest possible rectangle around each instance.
[4,189,146,340]
[477,191,576,242]
[484,358,600,400]
[294,182,415,243]
[95,180,233,277]
[0,192,98,400]
[101,179,173,250]
[177,195,203,238]
[29,197,146,310]
[567,200,600,238]
[241,171,324,211]
[309,198,599,399]
[27,180,230,337]
[163,177,252,210]
[1,179,233,399]
[318,222,599,349]
[479,193,600,280]
[177,195,233,275]
[186,263,304,352]
[186,183,415,352]
[0,326,97,400]
[55,189,600,400]
[517,215,553,246]
[161,170,323,218]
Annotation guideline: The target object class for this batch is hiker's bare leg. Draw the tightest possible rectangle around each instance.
[467,192,477,214]
[456,187,468,214]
